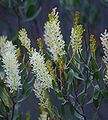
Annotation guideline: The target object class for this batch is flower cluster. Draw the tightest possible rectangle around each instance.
[45,59,55,80]
[37,38,44,55]
[0,38,22,93]
[29,49,52,108]
[90,34,96,57]
[33,80,49,108]
[18,28,31,52]
[44,8,65,61]
[100,29,108,82]
[70,12,84,55]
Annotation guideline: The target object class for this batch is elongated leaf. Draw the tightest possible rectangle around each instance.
[93,85,100,100]
[93,85,101,109]
[26,112,31,120]
[26,4,36,17]
[68,69,84,81]
[78,91,87,106]
[25,7,42,22]
[18,87,32,103]
[101,90,108,99]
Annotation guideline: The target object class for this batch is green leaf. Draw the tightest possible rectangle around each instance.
[55,91,64,100]
[68,69,74,80]
[8,0,12,8]
[0,86,9,108]
[61,103,65,117]
[1,0,8,7]
[73,0,79,8]
[53,106,61,119]
[26,112,31,120]
[59,0,79,9]
[12,103,20,120]
[5,106,9,113]
[78,92,87,106]
[67,81,73,95]
[93,66,101,80]
[52,80,57,89]
[93,99,99,109]
[86,76,94,89]
[100,0,108,7]
[61,102,79,119]
[27,4,36,17]
[93,85,101,109]
[18,87,32,103]
[93,71,100,80]
[64,70,68,80]
[92,8,99,23]
[16,113,23,120]
[86,98,93,105]
[70,64,80,74]
[25,7,42,22]
[93,85,100,100]
[90,58,98,72]
[61,101,84,119]
[68,69,84,81]
[59,0,65,7]
[101,90,108,99]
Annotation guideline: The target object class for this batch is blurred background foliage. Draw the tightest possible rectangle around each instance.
[0,0,108,119]
[0,0,108,40]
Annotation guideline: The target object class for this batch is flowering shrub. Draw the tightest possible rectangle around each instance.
[0,8,108,120]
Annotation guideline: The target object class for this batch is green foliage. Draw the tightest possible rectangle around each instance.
[1,0,41,21]
[93,85,101,109]
[59,0,79,9]
[100,0,108,7]
[26,112,31,120]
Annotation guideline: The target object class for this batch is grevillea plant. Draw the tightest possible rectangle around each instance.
[0,8,108,120]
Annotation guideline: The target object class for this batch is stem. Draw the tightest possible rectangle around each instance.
[78,51,90,93]
[66,54,74,68]
[72,104,86,119]
[67,40,72,51]
[72,79,87,120]
[2,84,16,120]
[59,59,62,81]
[11,101,16,120]
[4,87,16,120]
[66,96,87,120]
[79,51,86,64]
[0,97,9,119]
[93,97,103,120]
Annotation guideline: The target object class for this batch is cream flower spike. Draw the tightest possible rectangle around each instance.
[29,49,52,88]
[100,29,108,82]
[70,25,84,56]
[90,34,96,57]
[0,39,22,93]
[18,28,31,52]
[44,8,65,61]
[69,12,84,56]
[70,26,83,55]
[29,49,52,107]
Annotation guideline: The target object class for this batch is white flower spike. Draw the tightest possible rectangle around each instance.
[0,39,22,93]
[100,29,108,82]
[29,49,52,108]
[18,28,31,51]
[44,8,65,61]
